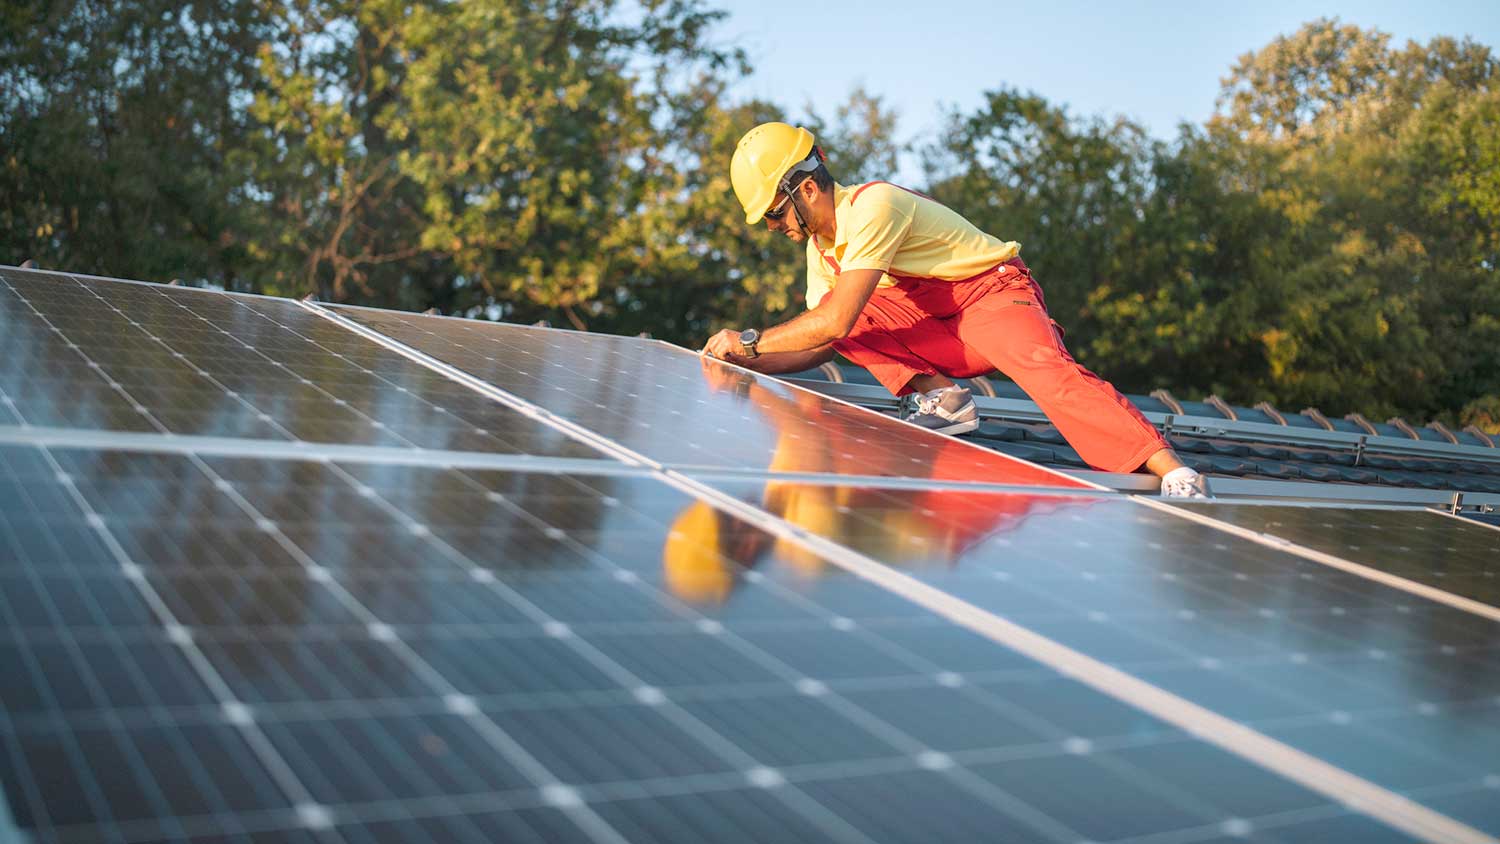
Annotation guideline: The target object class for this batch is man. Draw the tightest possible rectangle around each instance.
[702,122,1210,498]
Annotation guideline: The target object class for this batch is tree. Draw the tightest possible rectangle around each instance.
[235,0,741,320]
[1,0,272,282]
[1197,20,1499,419]
[1215,18,1393,141]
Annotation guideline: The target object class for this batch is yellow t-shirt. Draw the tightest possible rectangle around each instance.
[804,182,1021,308]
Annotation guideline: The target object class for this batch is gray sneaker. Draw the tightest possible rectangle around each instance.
[898,386,979,435]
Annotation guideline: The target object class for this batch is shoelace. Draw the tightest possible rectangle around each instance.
[915,392,944,415]
[899,391,945,418]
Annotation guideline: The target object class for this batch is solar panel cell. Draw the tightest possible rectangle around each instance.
[0,720,290,835]
[260,711,536,805]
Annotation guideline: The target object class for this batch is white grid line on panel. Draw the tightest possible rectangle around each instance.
[30,447,341,839]
[166,458,640,844]
[134,279,592,462]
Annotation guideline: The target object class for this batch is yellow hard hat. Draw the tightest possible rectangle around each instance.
[730,122,816,224]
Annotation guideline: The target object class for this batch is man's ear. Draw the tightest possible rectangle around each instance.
[798,176,822,203]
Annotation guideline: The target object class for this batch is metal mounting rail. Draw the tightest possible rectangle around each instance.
[1067,468,1500,508]
[788,379,1500,464]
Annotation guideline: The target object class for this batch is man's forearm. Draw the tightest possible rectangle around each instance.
[757,268,884,354]
[744,345,836,374]
[757,309,841,355]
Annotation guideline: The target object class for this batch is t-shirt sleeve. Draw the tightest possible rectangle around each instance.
[805,242,835,309]
[840,185,916,273]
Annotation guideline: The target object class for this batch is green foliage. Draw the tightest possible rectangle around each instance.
[2,10,1496,423]
[923,19,1499,423]
[1,0,272,283]
[233,0,743,321]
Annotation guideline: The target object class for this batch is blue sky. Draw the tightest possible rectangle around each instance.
[712,0,1500,180]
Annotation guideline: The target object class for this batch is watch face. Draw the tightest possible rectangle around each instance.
[739,329,759,345]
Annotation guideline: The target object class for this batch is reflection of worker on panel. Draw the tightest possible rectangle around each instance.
[695,353,1045,483]
[664,370,1075,604]
[700,123,1209,499]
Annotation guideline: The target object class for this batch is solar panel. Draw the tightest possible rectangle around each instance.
[4,268,1499,844]
[0,269,600,459]
[1170,503,1500,610]
[684,478,1500,835]
[2,444,1418,844]
[327,304,1088,487]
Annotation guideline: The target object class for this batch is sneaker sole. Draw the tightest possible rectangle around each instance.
[930,418,980,435]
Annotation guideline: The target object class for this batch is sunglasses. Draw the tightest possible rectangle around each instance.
[764,155,821,223]
[764,192,793,221]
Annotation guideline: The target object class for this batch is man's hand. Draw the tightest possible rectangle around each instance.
[701,328,745,361]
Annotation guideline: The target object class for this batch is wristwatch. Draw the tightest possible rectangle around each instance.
[738,328,761,358]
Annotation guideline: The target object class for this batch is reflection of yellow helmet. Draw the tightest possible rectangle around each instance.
[731,122,816,224]
[769,484,838,577]
[856,507,944,566]
[663,502,733,604]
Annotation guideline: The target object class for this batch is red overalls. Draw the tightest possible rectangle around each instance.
[830,256,1167,474]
